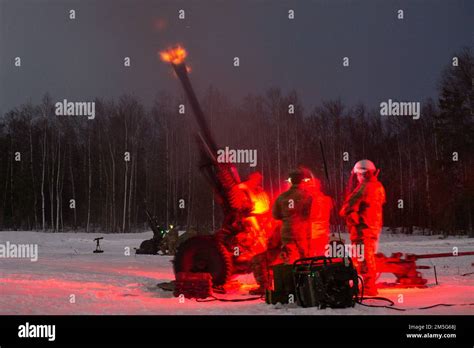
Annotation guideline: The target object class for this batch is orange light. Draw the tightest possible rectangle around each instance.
[251,192,270,215]
[159,45,187,65]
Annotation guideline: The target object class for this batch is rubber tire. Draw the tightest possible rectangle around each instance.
[173,236,233,286]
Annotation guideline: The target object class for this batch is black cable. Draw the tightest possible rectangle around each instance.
[357,297,404,311]
[356,274,456,311]
[195,259,474,309]
[358,301,474,312]
[195,297,217,302]
[356,275,400,310]
[196,295,264,303]
[354,260,474,311]
[356,277,474,312]
[416,302,474,310]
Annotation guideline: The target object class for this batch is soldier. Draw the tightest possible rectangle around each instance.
[249,224,281,295]
[167,226,179,255]
[249,169,313,295]
[272,168,313,264]
[237,171,271,259]
[160,225,179,255]
[299,168,332,257]
[339,160,386,296]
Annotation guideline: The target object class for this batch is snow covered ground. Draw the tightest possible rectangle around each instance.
[1,230,473,315]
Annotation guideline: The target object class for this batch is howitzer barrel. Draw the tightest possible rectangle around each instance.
[171,62,218,158]
[162,55,241,214]
[411,251,474,260]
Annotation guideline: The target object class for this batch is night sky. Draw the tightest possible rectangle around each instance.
[0,0,472,113]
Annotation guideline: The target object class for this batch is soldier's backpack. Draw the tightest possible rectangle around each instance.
[293,256,359,309]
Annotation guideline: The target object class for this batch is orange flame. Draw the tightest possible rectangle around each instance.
[159,45,187,65]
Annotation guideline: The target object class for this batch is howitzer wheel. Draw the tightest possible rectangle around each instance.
[173,236,233,286]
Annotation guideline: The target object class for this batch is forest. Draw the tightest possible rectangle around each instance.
[0,48,472,236]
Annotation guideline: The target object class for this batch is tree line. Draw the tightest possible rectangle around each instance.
[0,48,472,235]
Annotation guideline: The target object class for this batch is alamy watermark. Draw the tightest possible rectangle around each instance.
[380,99,420,120]
[18,322,55,342]
[324,242,365,262]
[217,146,257,167]
[55,99,95,120]
[0,241,38,262]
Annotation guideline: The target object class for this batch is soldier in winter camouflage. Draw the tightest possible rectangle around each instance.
[249,169,313,295]
[300,168,332,257]
[272,169,313,263]
[162,226,179,255]
[339,160,386,296]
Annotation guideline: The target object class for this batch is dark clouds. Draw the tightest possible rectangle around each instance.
[0,0,472,112]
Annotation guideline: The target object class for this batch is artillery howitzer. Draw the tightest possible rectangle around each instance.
[159,46,474,290]
[375,251,474,287]
[160,46,275,286]
[135,205,167,255]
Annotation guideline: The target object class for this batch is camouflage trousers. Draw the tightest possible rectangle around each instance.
[349,226,380,290]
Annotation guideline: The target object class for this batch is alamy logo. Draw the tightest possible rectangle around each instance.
[325,243,365,262]
[55,99,95,120]
[0,241,38,262]
[380,99,420,120]
[18,322,55,341]
[217,146,257,167]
